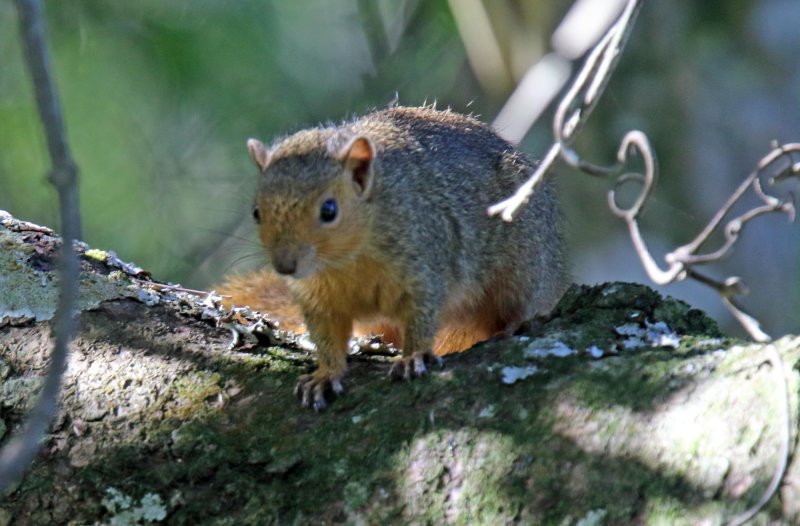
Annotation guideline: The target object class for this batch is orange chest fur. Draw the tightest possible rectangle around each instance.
[289,255,410,321]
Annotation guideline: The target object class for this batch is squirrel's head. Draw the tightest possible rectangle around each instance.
[247,132,375,279]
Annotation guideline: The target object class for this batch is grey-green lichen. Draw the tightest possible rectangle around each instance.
[99,487,167,526]
[0,220,136,325]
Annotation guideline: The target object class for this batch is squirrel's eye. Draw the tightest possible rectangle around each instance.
[252,206,261,223]
[319,198,338,223]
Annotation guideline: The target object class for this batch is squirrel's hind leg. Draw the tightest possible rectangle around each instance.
[431,277,538,355]
[388,305,443,380]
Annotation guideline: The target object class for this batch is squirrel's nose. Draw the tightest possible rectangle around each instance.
[273,254,297,276]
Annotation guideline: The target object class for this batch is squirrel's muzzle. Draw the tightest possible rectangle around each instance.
[272,252,298,276]
[270,243,317,277]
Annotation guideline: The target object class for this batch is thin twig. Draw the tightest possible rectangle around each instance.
[132,278,231,299]
[487,142,562,221]
[670,143,799,265]
[0,0,81,491]
[488,0,643,221]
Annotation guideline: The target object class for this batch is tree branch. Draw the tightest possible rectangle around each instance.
[0,0,82,491]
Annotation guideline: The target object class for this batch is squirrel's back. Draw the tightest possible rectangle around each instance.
[350,106,565,306]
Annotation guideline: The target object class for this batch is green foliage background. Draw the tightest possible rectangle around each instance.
[0,0,797,336]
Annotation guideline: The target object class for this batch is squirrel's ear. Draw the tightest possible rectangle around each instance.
[339,136,375,198]
[247,138,271,172]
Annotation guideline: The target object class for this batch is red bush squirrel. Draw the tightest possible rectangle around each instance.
[218,106,567,410]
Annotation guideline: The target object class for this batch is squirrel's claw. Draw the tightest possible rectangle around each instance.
[294,372,345,411]
[389,351,443,381]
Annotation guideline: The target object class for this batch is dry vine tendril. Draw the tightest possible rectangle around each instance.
[488,0,798,523]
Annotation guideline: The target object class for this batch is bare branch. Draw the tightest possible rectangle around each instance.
[0,0,81,491]
[488,0,644,221]
[551,0,627,60]
[487,142,563,221]
[553,0,642,145]
[670,143,799,266]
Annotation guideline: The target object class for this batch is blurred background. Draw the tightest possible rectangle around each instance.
[1,0,797,337]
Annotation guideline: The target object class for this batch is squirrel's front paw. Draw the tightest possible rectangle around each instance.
[294,370,345,411]
[389,351,443,381]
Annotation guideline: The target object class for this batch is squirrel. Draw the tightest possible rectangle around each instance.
[218,106,568,410]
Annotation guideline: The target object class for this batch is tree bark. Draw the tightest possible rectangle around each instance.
[0,211,798,525]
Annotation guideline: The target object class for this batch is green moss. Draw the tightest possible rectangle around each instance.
[84,249,109,262]
[167,371,224,420]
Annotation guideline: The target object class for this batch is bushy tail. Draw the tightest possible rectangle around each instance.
[215,269,305,332]
[216,269,498,354]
